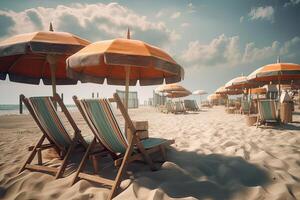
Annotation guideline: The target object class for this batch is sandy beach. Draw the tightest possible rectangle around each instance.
[0,106,300,200]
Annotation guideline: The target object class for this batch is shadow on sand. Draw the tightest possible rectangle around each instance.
[122,147,270,200]
[5,146,271,200]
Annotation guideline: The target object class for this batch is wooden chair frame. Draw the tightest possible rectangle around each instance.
[18,93,88,179]
[72,93,174,199]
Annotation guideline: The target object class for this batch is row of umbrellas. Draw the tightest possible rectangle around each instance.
[212,62,300,98]
[155,83,207,103]
[0,24,185,110]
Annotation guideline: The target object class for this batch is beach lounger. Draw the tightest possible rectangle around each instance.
[18,94,100,179]
[241,100,250,114]
[174,101,186,114]
[164,101,175,113]
[72,93,174,199]
[256,99,279,127]
[184,100,200,111]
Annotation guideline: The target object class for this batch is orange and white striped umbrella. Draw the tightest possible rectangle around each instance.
[66,38,184,86]
[247,63,300,84]
[155,83,187,93]
[165,90,191,98]
[215,86,243,95]
[0,30,89,85]
[225,76,256,89]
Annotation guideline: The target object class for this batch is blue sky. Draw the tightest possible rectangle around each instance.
[0,0,300,104]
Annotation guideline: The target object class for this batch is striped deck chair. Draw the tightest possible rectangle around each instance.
[241,100,250,114]
[193,100,200,111]
[256,99,279,127]
[18,94,96,179]
[174,101,186,114]
[72,93,175,199]
[165,101,175,113]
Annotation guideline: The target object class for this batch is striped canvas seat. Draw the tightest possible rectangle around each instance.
[258,100,278,121]
[72,93,174,199]
[81,99,168,154]
[29,97,72,150]
[241,100,250,113]
[175,101,185,113]
[18,94,93,179]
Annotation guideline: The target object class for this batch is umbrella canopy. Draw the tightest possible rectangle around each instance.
[0,30,90,85]
[247,63,300,84]
[225,76,256,89]
[192,90,207,95]
[165,90,191,98]
[215,86,243,95]
[66,39,184,86]
[207,93,223,101]
[155,83,187,93]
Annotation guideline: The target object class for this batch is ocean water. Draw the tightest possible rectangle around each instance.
[0,104,77,115]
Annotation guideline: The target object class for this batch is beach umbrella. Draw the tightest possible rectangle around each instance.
[225,76,256,89]
[66,29,184,110]
[192,90,207,95]
[0,24,90,108]
[155,83,187,93]
[165,89,191,98]
[216,86,243,95]
[192,89,207,104]
[247,62,300,97]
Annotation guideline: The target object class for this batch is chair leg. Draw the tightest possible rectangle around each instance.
[91,155,99,174]
[135,138,156,171]
[71,137,95,185]
[18,135,45,174]
[159,145,167,161]
[55,141,75,179]
[108,136,135,200]
[37,149,42,165]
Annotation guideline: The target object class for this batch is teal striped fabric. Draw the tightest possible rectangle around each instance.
[83,99,127,153]
[82,98,170,154]
[259,100,277,121]
[29,97,71,149]
[241,101,250,111]
[140,137,168,149]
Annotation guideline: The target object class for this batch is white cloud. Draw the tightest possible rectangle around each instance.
[239,16,244,23]
[284,0,300,7]
[181,22,190,27]
[170,11,181,19]
[181,34,241,66]
[181,34,300,67]
[248,6,274,22]
[0,3,179,47]
[242,41,280,62]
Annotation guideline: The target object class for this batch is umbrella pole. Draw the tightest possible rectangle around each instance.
[47,55,57,110]
[125,66,131,110]
[124,66,130,140]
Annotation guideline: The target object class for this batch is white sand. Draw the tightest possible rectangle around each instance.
[0,106,300,200]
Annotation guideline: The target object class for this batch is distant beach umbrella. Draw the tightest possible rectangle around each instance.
[66,29,184,110]
[247,62,300,97]
[192,90,207,95]
[0,24,90,108]
[165,90,191,98]
[155,83,187,93]
[216,86,243,95]
[225,76,256,89]
[247,63,300,84]
[207,93,223,101]
[192,89,207,104]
